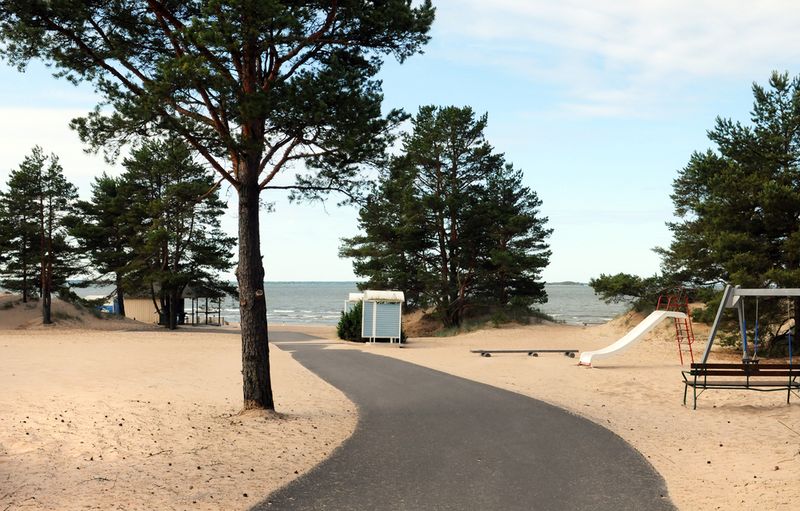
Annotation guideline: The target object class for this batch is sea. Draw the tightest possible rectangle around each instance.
[76,282,628,326]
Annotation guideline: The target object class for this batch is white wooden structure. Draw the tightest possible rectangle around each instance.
[124,298,159,323]
[344,292,364,313]
[361,290,404,343]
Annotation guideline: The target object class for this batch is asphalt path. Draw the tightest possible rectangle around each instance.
[254,331,674,511]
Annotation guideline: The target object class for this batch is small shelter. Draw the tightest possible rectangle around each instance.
[361,290,404,343]
[344,292,364,313]
[123,285,229,326]
[184,285,226,326]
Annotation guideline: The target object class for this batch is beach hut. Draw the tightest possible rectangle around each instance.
[344,292,364,313]
[361,290,404,343]
[124,297,160,323]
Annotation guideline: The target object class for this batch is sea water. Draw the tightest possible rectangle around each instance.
[225,282,627,325]
[75,282,629,326]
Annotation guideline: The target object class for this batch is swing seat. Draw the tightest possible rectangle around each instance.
[682,362,800,409]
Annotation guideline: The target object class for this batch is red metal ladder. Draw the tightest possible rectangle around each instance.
[656,292,695,365]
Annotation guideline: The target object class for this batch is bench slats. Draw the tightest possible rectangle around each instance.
[688,370,798,377]
[686,380,798,387]
[690,362,795,370]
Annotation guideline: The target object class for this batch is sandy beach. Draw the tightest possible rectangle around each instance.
[0,296,356,510]
[3,294,799,510]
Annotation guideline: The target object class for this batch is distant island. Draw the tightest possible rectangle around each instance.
[546,281,587,286]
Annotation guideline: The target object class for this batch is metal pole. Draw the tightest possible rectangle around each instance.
[738,297,748,361]
[372,301,377,343]
[701,284,734,363]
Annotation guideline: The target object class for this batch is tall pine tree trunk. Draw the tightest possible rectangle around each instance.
[116,274,126,316]
[39,196,51,324]
[236,172,274,410]
[168,291,178,330]
[794,297,800,357]
[21,256,28,303]
[42,257,52,324]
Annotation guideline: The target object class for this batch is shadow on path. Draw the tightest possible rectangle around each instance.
[256,334,674,511]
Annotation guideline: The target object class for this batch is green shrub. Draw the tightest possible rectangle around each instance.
[337,301,363,341]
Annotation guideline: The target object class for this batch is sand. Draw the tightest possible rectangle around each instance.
[334,314,800,511]
[4,291,799,510]
[0,295,356,510]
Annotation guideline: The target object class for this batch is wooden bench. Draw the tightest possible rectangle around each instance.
[471,349,577,358]
[682,362,800,409]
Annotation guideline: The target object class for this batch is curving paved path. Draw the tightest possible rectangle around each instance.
[254,331,674,511]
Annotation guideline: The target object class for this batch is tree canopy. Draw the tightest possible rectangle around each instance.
[657,71,800,352]
[660,72,800,289]
[68,173,135,315]
[341,105,552,327]
[589,273,668,313]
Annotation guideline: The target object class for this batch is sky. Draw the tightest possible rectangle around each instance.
[2,1,800,282]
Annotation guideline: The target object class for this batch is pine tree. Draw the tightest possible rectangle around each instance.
[0,158,39,302]
[0,147,77,322]
[339,161,432,309]
[342,106,552,327]
[471,165,552,311]
[660,72,800,349]
[121,139,235,330]
[67,173,135,316]
[662,72,800,288]
[0,1,434,410]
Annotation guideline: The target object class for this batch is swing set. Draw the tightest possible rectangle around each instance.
[702,285,797,363]
[737,293,795,362]
[681,285,800,409]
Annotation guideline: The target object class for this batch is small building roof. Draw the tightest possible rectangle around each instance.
[348,292,364,301]
[363,290,405,302]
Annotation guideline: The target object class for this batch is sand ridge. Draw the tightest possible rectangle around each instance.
[0,294,159,331]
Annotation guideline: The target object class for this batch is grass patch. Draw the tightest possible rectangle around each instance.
[1,301,14,310]
[433,308,560,337]
[52,310,83,322]
[530,308,561,324]
[434,319,486,337]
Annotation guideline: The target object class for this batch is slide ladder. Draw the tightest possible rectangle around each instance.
[657,293,695,365]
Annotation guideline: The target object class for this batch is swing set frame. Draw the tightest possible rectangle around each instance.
[702,284,799,363]
[681,285,800,408]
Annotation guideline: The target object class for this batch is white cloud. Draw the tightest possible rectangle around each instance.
[0,107,119,196]
[433,0,800,116]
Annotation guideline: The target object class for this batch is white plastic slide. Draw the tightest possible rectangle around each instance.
[579,310,687,366]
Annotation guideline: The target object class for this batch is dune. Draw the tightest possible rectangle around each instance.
[0,293,157,331]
